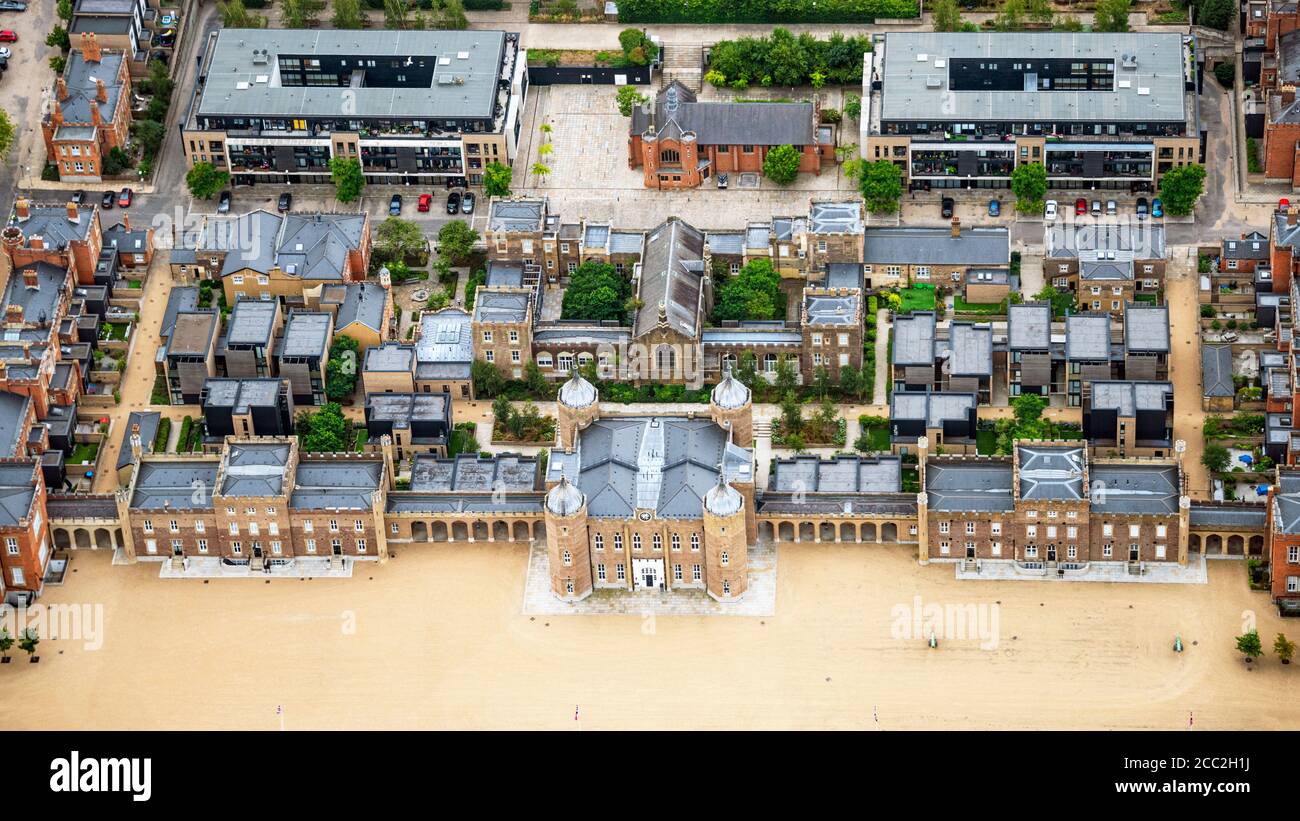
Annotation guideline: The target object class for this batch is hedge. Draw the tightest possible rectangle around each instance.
[617,0,918,24]
[153,418,171,453]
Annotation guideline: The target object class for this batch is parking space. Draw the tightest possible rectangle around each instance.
[0,2,57,185]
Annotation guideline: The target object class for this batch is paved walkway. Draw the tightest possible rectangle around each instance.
[522,540,777,617]
[872,309,889,403]
[159,556,356,580]
[952,553,1209,585]
[1164,253,1210,498]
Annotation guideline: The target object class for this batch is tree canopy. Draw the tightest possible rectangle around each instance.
[1034,284,1076,319]
[1011,162,1048,213]
[437,220,479,265]
[185,162,229,200]
[561,261,632,323]
[1093,0,1131,32]
[705,28,872,88]
[329,157,364,203]
[326,335,360,401]
[376,217,428,264]
[763,144,802,185]
[713,258,782,322]
[1158,164,1206,216]
[483,161,512,198]
[855,160,903,214]
[0,110,15,162]
[298,403,349,452]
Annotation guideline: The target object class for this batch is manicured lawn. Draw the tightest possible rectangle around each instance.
[1133,292,1158,305]
[954,297,1008,314]
[897,285,936,314]
[976,429,997,455]
[69,441,99,465]
[353,429,368,452]
[864,425,890,452]
[101,322,130,341]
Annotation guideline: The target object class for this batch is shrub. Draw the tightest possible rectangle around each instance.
[617,0,918,24]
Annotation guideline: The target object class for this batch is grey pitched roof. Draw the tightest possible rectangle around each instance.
[335,282,387,333]
[1089,380,1173,416]
[545,416,752,520]
[0,463,36,526]
[610,231,644,254]
[1079,259,1133,281]
[472,289,530,324]
[1201,344,1235,398]
[1189,502,1266,528]
[290,460,384,510]
[485,261,524,288]
[0,392,30,458]
[809,201,863,234]
[634,81,816,146]
[160,286,200,340]
[925,459,1015,512]
[117,411,160,471]
[1223,232,1269,260]
[1123,303,1170,354]
[415,309,472,373]
[219,441,292,497]
[1065,313,1112,360]
[1008,302,1052,350]
[488,198,547,233]
[805,293,859,326]
[1017,444,1085,501]
[825,263,865,290]
[281,311,332,360]
[863,227,1009,266]
[54,49,127,126]
[195,28,507,121]
[1275,210,1300,249]
[757,492,917,516]
[205,211,282,276]
[892,311,936,366]
[410,452,539,493]
[10,204,94,248]
[276,214,367,280]
[131,460,221,510]
[944,322,993,377]
[1089,463,1179,515]
[3,262,67,326]
[705,231,744,255]
[771,455,902,493]
[1277,472,1300,534]
[634,218,705,339]
[880,32,1188,125]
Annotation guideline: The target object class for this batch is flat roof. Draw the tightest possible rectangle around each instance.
[280,311,332,359]
[1123,303,1170,353]
[410,452,539,493]
[1065,313,1112,360]
[771,455,902,493]
[227,298,278,347]
[1008,302,1052,350]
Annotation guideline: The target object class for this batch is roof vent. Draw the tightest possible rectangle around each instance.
[926,76,943,89]
[252,49,268,65]
[1121,54,1138,69]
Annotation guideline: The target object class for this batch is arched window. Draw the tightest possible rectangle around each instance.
[632,533,642,551]
[652,533,662,551]
[722,352,738,369]
[536,352,553,368]
[660,148,681,165]
[557,353,574,373]
[656,345,676,375]
[593,533,603,550]
[721,550,729,567]
[671,533,681,551]
[691,533,700,551]
[562,549,572,566]
[763,353,778,372]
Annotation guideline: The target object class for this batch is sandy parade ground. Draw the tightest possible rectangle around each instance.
[3,543,1300,731]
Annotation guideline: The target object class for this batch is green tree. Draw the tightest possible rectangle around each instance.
[813,365,832,398]
[994,0,1025,31]
[147,59,174,101]
[332,0,363,27]
[616,85,649,117]
[1055,13,1084,31]
[1276,633,1297,664]
[1214,61,1236,89]
[1236,629,1264,662]
[1027,0,1053,24]
[299,403,349,452]
[1202,443,1231,473]
[133,120,166,158]
[46,27,70,51]
[1159,164,1207,216]
[472,359,506,398]
[1093,0,1132,32]
[329,157,365,203]
[932,0,964,31]
[437,220,479,265]
[219,0,265,27]
[326,336,361,400]
[57,0,72,22]
[762,144,803,186]
[0,627,11,660]
[1012,393,1048,427]
[1033,284,1075,319]
[844,94,861,120]
[561,261,631,323]
[0,110,14,162]
[531,162,551,184]
[383,0,409,28]
[736,351,758,390]
[714,258,782,322]
[775,356,798,395]
[376,217,428,264]
[1011,162,1048,213]
[483,161,512,198]
[1197,0,1236,30]
[779,392,804,437]
[185,162,229,200]
[17,628,38,659]
[436,0,469,29]
[492,395,514,432]
[283,0,325,27]
[525,360,548,394]
[856,160,903,214]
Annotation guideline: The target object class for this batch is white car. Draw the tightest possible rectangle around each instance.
[0,47,10,60]
[1044,200,1059,221]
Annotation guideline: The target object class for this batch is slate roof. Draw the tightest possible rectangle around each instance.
[195,28,508,121]
[131,460,221,510]
[632,81,816,146]
[1088,463,1180,515]
[160,286,200,340]
[756,493,917,516]
[809,201,863,234]
[863,227,1009,266]
[1277,471,1300,534]
[825,263,865,290]
[410,452,539,493]
[0,392,31,458]
[335,282,387,333]
[880,32,1188,125]
[488,198,546,233]
[0,463,36,527]
[203,210,365,279]
[219,441,291,497]
[705,232,744,255]
[1189,502,1266,528]
[544,416,753,520]
[1007,302,1052,350]
[771,455,902,493]
[1201,344,1235,398]
[117,411,160,471]
[1065,313,1112,360]
[3,262,67,326]
[485,261,524,288]
[1223,232,1269,260]
[805,292,859,326]
[290,459,384,510]
[53,49,127,127]
[1045,222,1166,259]
[1017,444,1085,501]
[1123,303,1170,354]
[893,311,936,366]
[633,218,705,339]
[472,289,530,324]
[415,309,472,379]
[10,204,94,248]
[925,459,1015,512]
[1079,259,1134,281]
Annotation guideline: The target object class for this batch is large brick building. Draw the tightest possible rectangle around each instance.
[42,33,134,184]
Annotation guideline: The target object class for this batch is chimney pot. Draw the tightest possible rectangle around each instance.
[1289,206,1298,227]
[57,78,68,102]
[66,202,78,222]
[122,213,130,232]
[950,216,961,238]
[14,199,30,220]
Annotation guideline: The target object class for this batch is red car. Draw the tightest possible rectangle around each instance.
[417,193,432,212]
[0,31,17,43]
[1074,198,1087,215]
[117,187,133,207]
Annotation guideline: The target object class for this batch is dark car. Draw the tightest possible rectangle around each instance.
[0,2,29,11]
[217,190,232,214]
[445,176,467,190]
[101,190,115,209]
[277,192,292,213]
[388,194,402,216]
[941,197,954,218]
[117,188,133,208]
[446,191,461,214]
[716,173,729,190]
[1136,197,1150,220]
[987,199,1000,217]
[460,192,475,215]
[70,190,84,205]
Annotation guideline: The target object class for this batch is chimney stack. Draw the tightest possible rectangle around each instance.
[14,198,30,221]
[1,226,22,260]
[66,202,79,222]
[130,423,142,460]
[23,268,38,289]
[90,103,102,127]
[5,304,22,324]
[57,78,68,102]
[122,213,130,232]
[1288,206,1298,227]
[950,216,961,238]
[81,32,101,63]
[1285,85,1298,106]
[95,78,107,104]
[52,107,63,127]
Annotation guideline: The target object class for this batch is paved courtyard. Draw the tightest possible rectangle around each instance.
[953,554,1209,585]
[523,539,777,617]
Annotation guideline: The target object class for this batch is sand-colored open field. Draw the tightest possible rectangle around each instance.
[3,544,1300,730]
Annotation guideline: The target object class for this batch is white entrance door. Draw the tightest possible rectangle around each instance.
[632,558,663,591]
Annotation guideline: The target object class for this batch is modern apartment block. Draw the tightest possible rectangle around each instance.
[181,28,526,186]
[863,31,1201,191]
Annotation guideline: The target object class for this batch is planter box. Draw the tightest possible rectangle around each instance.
[90,370,122,385]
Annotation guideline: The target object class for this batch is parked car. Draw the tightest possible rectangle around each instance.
[941,197,954,218]
[446,191,461,214]
[100,190,115,209]
[388,194,402,216]
[987,199,1000,217]
[277,192,292,212]
[0,30,18,42]
[1074,198,1087,215]
[461,192,475,215]
[417,193,432,212]
[70,190,84,205]
[1136,197,1149,220]
[716,173,729,190]
[1106,200,1117,215]
[217,190,232,214]
[0,47,10,59]
[118,187,133,208]
[1151,198,1164,218]
[1044,200,1058,221]
[445,176,467,190]
[1091,200,1101,216]
[0,2,29,11]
